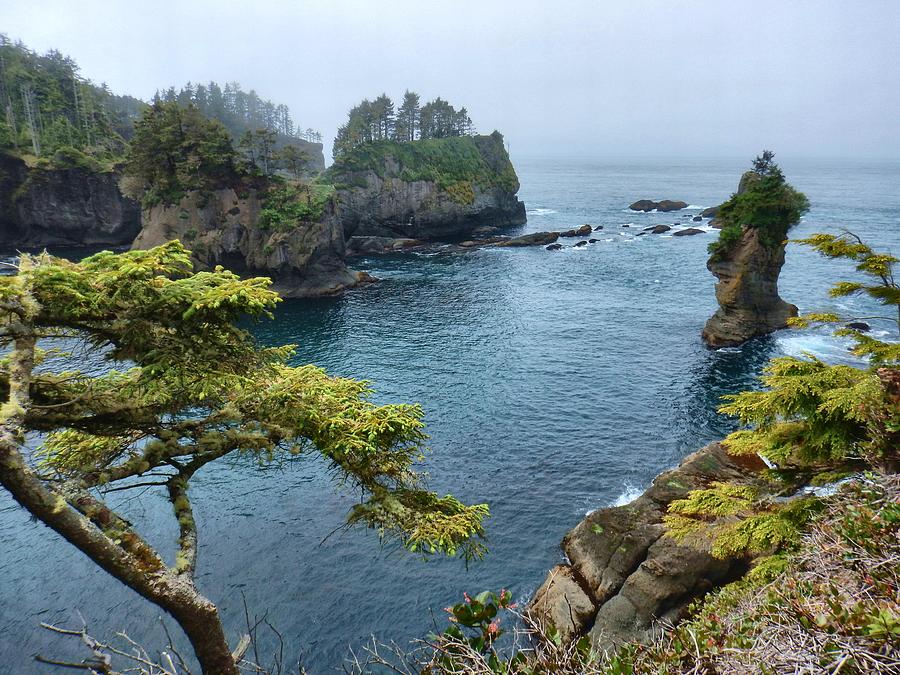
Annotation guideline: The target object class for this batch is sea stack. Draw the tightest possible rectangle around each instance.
[701,154,809,348]
[701,223,798,347]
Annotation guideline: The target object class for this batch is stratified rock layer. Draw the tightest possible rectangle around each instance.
[132,188,357,298]
[0,153,140,248]
[702,226,797,348]
[530,442,763,649]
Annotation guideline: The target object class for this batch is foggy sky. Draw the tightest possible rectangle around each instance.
[2,0,898,161]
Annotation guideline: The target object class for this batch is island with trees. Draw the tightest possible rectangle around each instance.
[0,39,529,295]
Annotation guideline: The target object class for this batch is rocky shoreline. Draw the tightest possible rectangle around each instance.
[529,442,768,648]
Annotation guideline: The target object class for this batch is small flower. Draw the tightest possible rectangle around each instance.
[487,620,500,635]
[463,592,471,603]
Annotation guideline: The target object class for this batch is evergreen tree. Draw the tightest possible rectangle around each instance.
[124,101,238,207]
[0,243,488,674]
[395,90,420,141]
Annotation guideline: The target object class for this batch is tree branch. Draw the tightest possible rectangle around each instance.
[167,474,197,577]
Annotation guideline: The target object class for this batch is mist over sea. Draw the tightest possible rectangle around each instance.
[1,156,898,671]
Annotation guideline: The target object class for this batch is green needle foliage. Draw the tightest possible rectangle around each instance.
[668,231,898,564]
[0,241,487,673]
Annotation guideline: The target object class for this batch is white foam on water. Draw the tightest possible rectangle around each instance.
[776,333,859,362]
[685,204,706,210]
[527,208,557,216]
[611,482,643,507]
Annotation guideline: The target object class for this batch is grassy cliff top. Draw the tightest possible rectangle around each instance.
[324,132,519,193]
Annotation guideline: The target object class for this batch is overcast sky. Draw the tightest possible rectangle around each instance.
[2,0,897,160]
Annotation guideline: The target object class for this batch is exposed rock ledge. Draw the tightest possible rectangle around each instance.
[530,442,764,648]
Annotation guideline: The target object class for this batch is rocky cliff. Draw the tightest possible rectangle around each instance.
[530,442,764,648]
[326,132,526,241]
[0,153,141,248]
[131,185,359,298]
[701,226,798,347]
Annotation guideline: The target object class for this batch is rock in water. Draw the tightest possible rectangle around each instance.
[672,227,705,237]
[496,231,560,247]
[575,224,593,236]
[645,225,671,234]
[700,206,718,218]
[702,226,798,347]
[545,243,563,251]
[629,199,688,212]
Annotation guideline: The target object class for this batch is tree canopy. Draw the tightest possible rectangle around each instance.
[0,34,145,162]
[123,101,241,207]
[709,151,810,258]
[154,80,321,145]
[0,242,488,673]
[333,91,474,159]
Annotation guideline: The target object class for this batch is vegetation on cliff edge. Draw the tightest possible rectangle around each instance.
[325,132,518,201]
[709,151,810,260]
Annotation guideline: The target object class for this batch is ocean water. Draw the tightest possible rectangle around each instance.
[1,157,898,672]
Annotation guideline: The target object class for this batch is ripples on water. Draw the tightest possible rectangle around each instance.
[1,157,898,671]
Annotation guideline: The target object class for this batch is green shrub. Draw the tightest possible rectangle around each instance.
[259,181,335,230]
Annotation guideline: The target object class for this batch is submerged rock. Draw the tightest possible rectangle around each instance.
[574,240,588,247]
[672,228,705,237]
[846,322,871,332]
[692,215,703,222]
[529,442,763,648]
[546,243,563,251]
[594,225,605,231]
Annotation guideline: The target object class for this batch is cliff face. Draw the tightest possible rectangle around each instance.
[701,226,797,348]
[529,442,763,648]
[327,132,526,241]
[131,187,358,298]
[0,153,141,248]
